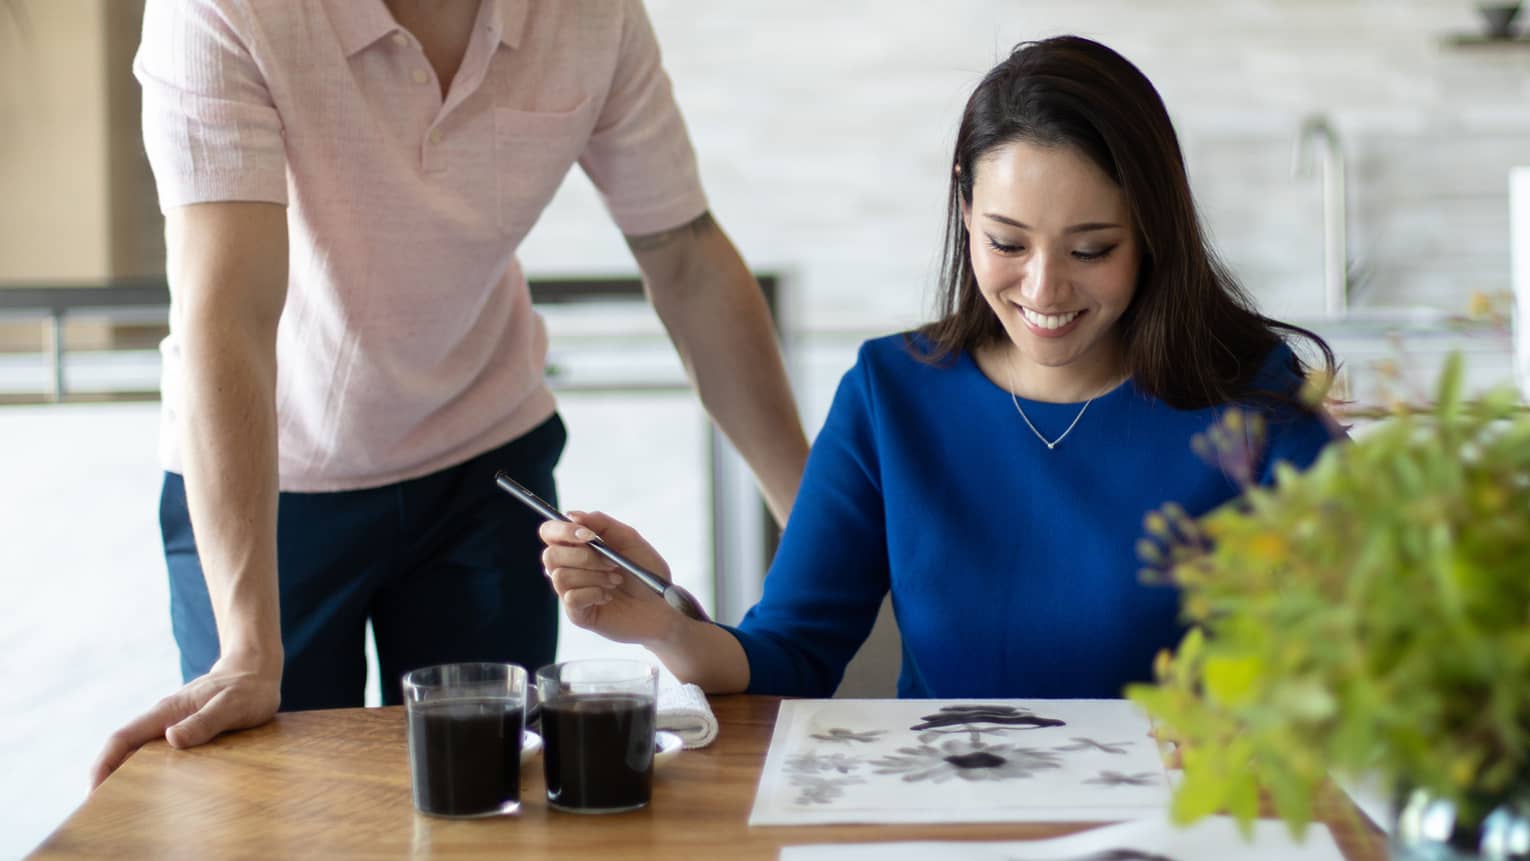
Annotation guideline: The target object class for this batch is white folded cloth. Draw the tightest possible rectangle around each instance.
[656,663,719,749]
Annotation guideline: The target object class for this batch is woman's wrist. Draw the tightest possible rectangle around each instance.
[647,613,705,672]
[646,615,750,693]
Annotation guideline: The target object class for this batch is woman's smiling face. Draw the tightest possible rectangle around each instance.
[963,139,1141,397]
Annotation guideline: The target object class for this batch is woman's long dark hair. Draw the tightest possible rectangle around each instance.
[916,36,1333,410]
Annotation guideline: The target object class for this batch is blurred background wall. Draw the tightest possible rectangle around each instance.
[530,0,1530,330]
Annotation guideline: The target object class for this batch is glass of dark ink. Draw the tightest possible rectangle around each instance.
[535,660,659,814]
[402,662,527,819]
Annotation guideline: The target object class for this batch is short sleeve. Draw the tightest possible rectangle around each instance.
[135,0,288,210]
[577,0,708,236]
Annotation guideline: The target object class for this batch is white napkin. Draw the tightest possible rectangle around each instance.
[656,663,718,749]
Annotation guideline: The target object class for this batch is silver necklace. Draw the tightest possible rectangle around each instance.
[1004,360,1094,451]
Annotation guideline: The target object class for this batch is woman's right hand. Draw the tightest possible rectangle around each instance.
[538,511,683,646]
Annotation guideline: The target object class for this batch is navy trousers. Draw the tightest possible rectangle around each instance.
[162,415,566,709]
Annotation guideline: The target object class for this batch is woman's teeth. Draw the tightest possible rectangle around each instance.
[1021,308,1081,330]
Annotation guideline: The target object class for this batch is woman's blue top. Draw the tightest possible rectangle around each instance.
[724,333,1339,698]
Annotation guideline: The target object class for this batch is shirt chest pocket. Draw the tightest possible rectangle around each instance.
[494,97,596,241]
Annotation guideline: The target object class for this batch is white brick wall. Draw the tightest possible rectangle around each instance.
[519,1,1530,329]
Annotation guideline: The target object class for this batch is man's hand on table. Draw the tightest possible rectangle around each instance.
[90,652,281,789]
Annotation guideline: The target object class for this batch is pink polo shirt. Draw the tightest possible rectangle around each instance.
[134,0,708,491]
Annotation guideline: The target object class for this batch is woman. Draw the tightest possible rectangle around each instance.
[538,36,1340,699]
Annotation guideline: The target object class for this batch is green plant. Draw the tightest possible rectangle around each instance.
[1128,354,1530,836]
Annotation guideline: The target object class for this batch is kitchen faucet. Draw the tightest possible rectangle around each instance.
[1292,114,1349,317]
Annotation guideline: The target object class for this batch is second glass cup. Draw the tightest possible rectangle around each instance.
[535,659,659,813]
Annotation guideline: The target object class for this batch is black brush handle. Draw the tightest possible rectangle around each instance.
[494,471,669,594]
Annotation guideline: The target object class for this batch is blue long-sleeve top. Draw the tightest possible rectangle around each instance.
[723,333,1339,699]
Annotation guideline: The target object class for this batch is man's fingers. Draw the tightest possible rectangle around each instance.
[89,694,195,789]
[165,688,241,749]
[89,735,135,790]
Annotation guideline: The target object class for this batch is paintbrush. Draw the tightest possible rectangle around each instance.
[494,471,712,622]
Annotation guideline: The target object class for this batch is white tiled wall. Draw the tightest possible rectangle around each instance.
[521,1,1530,331]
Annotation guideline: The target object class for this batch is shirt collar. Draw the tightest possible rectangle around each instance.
[326,0,529,58]
[325,0,398,58]
[495,0,530,49]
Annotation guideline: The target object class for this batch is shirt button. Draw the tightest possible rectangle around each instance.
[429,129,443,145]
[392,33,408,47]
[412,68,429,85]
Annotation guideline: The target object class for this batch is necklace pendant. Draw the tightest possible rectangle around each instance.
[1004,358,1097,453]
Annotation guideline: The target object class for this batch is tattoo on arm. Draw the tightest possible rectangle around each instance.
[624,211,717,252]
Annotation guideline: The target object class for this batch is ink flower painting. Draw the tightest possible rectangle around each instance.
[748,699,1172,825]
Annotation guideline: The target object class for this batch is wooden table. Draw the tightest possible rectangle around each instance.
[34,696,1388,859]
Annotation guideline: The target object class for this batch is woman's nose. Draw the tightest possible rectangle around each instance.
[1021,252,1066,305]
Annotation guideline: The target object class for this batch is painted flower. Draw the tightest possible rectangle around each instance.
[1084,770,1161,787]
[1055,737,1134,755]
[784,751,862,775]
[790,774,865,805]
[871,739,1063,783]
[809,727,887,744]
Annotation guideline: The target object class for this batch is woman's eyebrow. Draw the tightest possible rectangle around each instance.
[982,212,1123,234]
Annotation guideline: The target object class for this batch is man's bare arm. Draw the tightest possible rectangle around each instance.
[626,212,809,526]
[91,201,289,788]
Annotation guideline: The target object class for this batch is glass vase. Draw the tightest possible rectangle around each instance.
[1391,784,1530,860]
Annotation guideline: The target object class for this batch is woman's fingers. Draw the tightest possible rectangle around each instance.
[539,518,598,547]
[558,584,613,611]
[540,542,615,573]
[535,511,676,646]
[546,565,621,593]
[537,511,672,582]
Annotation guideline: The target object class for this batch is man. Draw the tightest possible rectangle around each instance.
[92,0,807,787]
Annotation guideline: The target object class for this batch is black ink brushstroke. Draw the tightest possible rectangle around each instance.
[909,705,1066,731]
[1083,770,1161,787]
[943,751,1007,769]
[809,727,887,744]
[1055,737,1134,754]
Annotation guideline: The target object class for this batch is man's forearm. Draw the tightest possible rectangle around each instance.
[180,319,284,666]
[631,215,809,525]
[671,271,808,526]
[167,202,290,670]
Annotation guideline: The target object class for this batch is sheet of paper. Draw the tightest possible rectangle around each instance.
[779,815,1348,861]
[749,699,1173,826]
[1335,771,1392,836]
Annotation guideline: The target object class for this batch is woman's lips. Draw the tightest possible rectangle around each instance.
[1018,306,1085,338]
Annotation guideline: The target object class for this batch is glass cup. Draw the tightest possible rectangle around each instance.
[402,662,527,818]
[535,659,659,814]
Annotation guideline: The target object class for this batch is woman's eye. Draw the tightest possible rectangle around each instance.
[1073,246,1117,262]
[984,236,1024,254]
